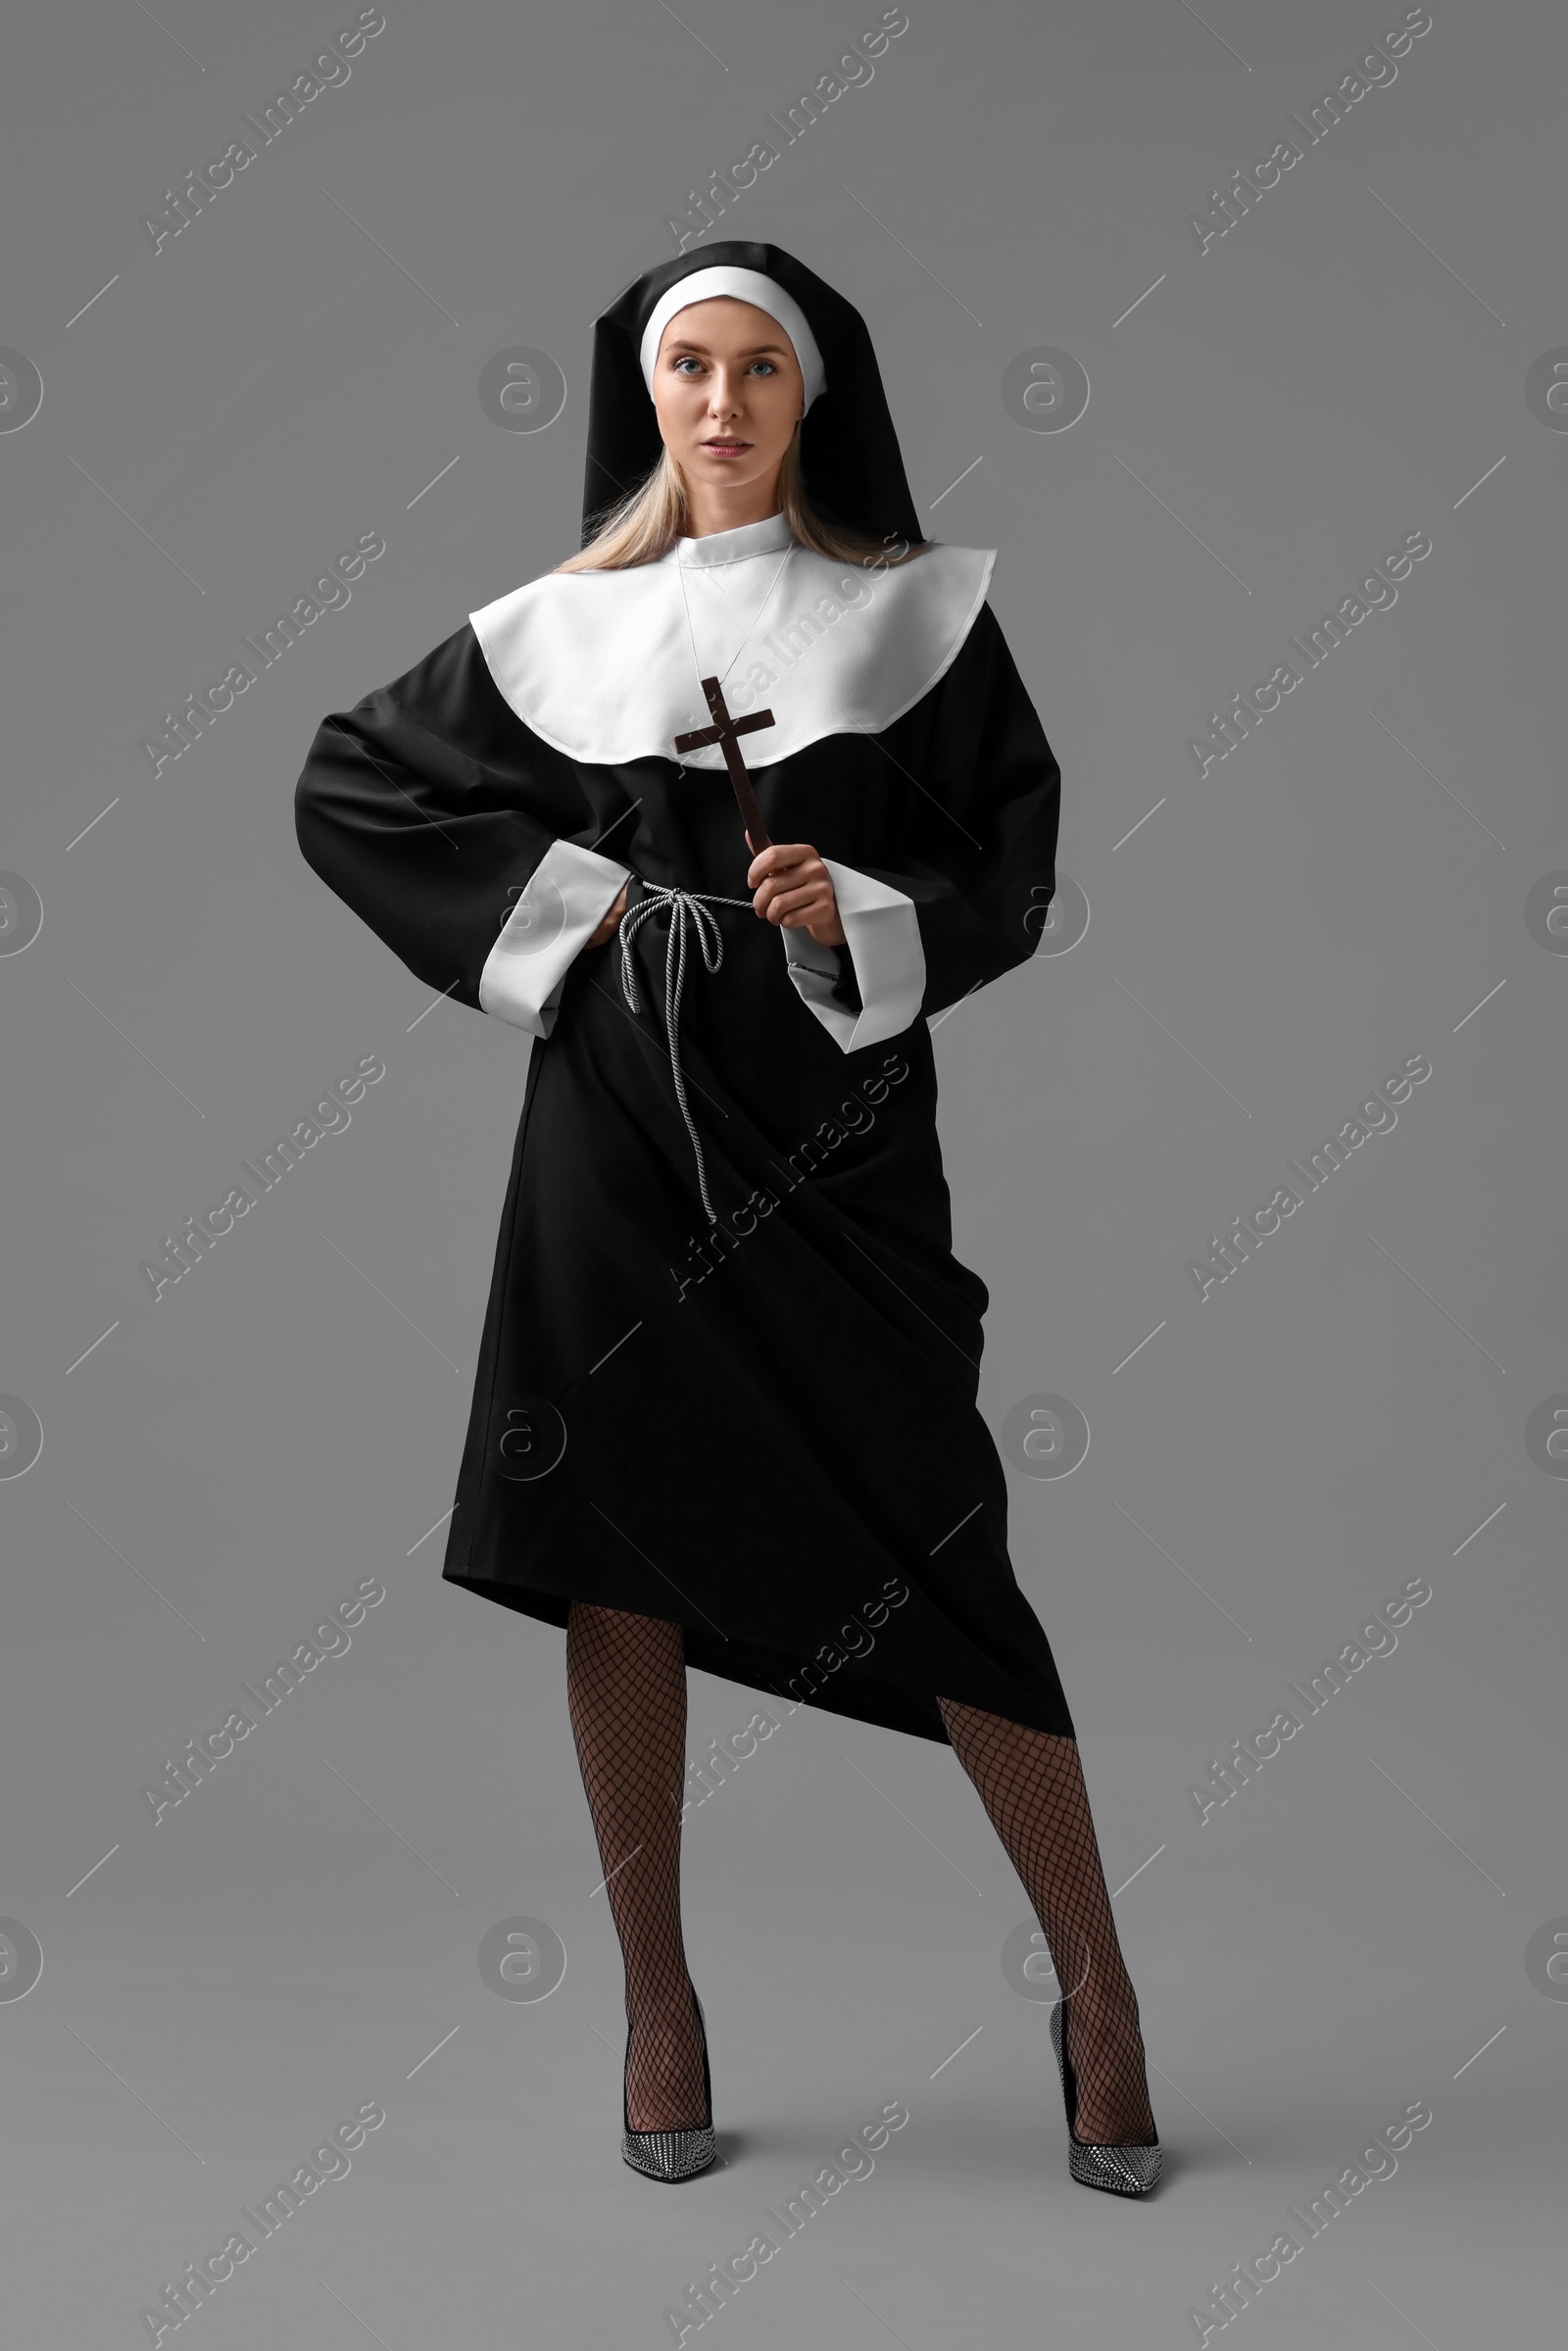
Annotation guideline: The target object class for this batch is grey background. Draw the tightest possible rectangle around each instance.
[2,0,1562,2341]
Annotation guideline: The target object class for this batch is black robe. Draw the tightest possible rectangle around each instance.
[293,601,1075,1743]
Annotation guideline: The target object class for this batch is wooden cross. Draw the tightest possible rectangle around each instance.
[673,676,775,853]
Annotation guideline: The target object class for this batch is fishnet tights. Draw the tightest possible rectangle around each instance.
[564,1605,1153,2145]
[938,1698,1156,2145]
[565,1601,708,2133]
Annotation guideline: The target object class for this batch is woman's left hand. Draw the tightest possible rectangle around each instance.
[745,833,847,948]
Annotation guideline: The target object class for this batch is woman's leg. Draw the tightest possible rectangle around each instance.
[565,1600,707,2131]
[938,1699,1155,2145]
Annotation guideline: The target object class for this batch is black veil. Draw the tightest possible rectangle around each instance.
[580,239,924,549]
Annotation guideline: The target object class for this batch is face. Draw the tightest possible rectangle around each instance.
[651,297,806,507]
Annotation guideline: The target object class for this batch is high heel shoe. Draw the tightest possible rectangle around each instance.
[621,1985,718,2182]
[1049,1997,1162,2198]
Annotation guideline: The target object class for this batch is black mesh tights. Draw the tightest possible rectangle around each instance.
[565,1601,1154,2144]
[937,1696,1156,2145]
[565,1600,707,2132]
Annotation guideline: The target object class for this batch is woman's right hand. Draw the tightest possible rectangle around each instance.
[585,882,628,950]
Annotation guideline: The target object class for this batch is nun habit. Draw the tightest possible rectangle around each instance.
[293,240,1075,1745]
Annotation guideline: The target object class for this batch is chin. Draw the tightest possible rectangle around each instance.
[692,459,769,486]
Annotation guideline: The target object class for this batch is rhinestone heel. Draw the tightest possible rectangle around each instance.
[1049,1996,1162,2198]
[621,1985,717,2183]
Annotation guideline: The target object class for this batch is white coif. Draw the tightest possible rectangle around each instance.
[637,267,827,410]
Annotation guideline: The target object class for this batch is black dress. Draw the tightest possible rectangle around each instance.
[293,591,1076,1745]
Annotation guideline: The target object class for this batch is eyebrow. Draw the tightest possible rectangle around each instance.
[662,337,791,359]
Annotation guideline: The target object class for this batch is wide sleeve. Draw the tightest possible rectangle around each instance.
[783,600,1060,1050]
[293,623,630,1038]
[778,870,917,1051]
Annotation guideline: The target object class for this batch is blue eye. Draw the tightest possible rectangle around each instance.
[669,354,780,377]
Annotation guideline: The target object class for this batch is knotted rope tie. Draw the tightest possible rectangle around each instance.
[616,881,756,1226]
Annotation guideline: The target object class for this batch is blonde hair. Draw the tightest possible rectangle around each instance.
[557,433,926,573]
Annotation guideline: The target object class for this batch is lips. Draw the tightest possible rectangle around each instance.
[702,439,751,455]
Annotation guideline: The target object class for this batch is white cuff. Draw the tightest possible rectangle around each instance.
[479,839,632,1039]
[780,857,925,1053]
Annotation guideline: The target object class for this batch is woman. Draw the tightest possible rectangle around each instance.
[294,241,1160,2197]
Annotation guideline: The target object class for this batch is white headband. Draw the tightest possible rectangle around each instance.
[638,267,825,411]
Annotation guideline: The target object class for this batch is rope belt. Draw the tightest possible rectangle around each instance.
[616,881,756,1226]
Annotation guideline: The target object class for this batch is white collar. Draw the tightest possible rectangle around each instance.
[469,533,995,770]
[673,512,795,567]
